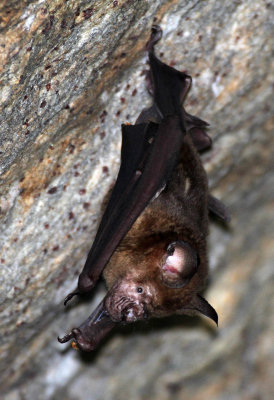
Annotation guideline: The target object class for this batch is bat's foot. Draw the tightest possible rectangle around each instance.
[189,127,212,152]
[64,289,79,306]
[146,24,162,52]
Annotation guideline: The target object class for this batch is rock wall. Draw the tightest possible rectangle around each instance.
[1,0,273,399]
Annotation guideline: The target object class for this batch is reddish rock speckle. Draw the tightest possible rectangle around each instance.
[48,187,57,194]
[40,100,47,108]
[83,8,94,19]
[68,211,75,220]
[83,202,90,210]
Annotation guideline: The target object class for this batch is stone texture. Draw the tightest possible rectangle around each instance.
[0,0,273,399]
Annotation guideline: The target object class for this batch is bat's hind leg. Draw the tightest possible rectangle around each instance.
[146,24,162,52]
[185,112,212,152]
[189,127,212,152]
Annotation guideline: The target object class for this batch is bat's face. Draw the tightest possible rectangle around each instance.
[104,240,214,323]
[104,277,158,323]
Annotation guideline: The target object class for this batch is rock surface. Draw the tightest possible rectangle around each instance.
[0,0,273,399]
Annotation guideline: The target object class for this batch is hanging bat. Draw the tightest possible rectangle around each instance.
[58,25,230,352]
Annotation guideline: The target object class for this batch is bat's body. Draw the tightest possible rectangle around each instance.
[58,26,229,352]
[103,133,209,321]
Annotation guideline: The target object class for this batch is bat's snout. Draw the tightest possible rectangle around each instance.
[121,302,148,323]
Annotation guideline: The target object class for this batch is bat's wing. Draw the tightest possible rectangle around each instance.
[135,105,212,152]
[58,298,116,351]
[75,117,185,295]
[135,104,161,124]
[63,27,192,303]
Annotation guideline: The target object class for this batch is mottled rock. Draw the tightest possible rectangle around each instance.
[0,0,273,399]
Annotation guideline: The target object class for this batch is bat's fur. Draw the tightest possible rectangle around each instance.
[104,134,209,321]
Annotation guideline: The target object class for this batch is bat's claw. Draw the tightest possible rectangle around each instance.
[57,331,74,343]
[64,289,79,306]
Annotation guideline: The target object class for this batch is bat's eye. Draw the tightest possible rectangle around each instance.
[136,286,143,293]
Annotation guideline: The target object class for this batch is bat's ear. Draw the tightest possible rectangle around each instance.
[188,295,218,326]
[160,241,198,288]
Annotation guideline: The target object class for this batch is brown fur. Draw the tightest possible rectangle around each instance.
[103,134,210,321]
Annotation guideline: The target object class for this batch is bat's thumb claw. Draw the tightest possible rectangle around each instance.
[64,289,79,306]
[57,331,74,343]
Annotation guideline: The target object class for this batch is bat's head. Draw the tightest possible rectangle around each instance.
[104,240,218,325]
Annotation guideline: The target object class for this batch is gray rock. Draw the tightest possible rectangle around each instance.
[0,0,273,399]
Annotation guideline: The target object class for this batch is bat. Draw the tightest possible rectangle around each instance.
[58,25,230,352]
